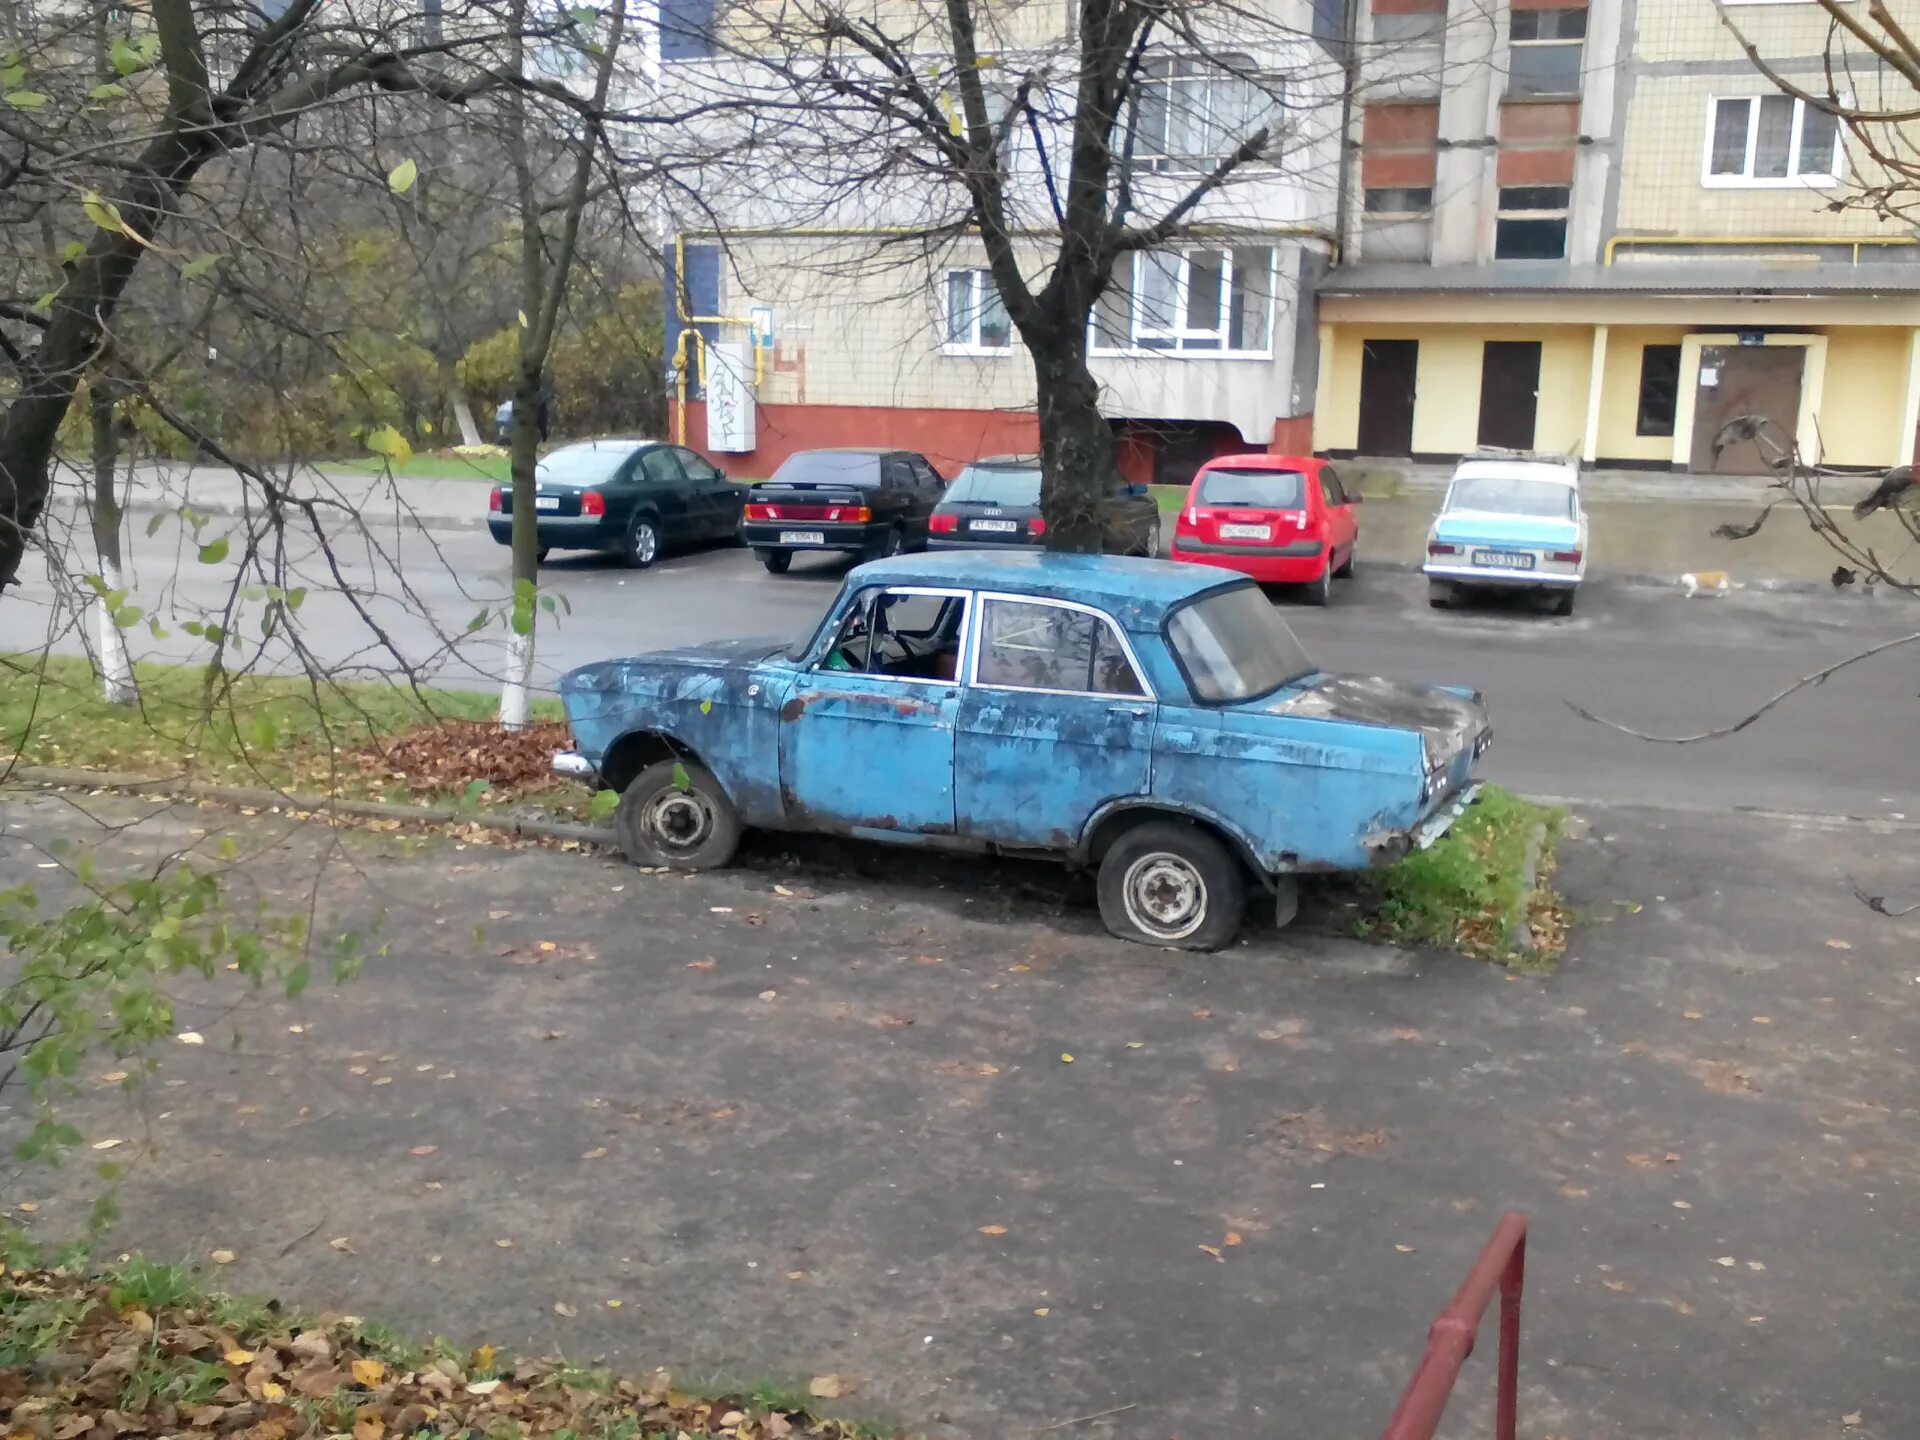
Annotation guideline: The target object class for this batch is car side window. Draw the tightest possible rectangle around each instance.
[911,457,943,491]
[675,447,718,482]
[820,588,968,683]
[884,458,914,491]
[640,448,686,484]
[974,599,1146,697]
[1320,469,1346,506]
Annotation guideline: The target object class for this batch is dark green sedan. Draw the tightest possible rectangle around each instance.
[487,438,742,568]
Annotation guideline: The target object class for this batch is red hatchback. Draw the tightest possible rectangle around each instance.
[1169,454,1360,605]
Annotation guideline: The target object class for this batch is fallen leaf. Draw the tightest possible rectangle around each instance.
[1394,1244,1416,1254]
[409,1145,438,1156]
[467,1379,502,1396]
[1827,940,1853,951]
[472,1344,497,1372]
[582,1147,609,1159]
[1392,1026,1423,1041]
[1751,1016,1771,1025]
[210,1248,235,1265]
[978,1224,1008,1236]
[1842,1412,1862,1428]
[719,1412,746,1428]
[350,1065,369,1076]
[352,1358,386,1387]
[605,1299,623,1308]
[15,1202,38,1213]
[1746,1260,1766,1272]
[786,1271,807,1281]
[1682,1011,1703,1021]
[1601,1278,1634,1293]
[1198,1244,1224,1261]
[1673,1200,1692,1210]
[416,1064,434,1072]
[176,1031,205,1046]
[1224,1232,1243,1247]
[1713,1256,1736,1267]
[553,1301,577,1318]
[773,885,795,897]
[223,1349,256,1365]
[101,1070,129,1083]
[494,1238,515,1249]
[1125,1042,1144,1050]
[759,989,778,1001]
[92,1138,124,1151]
[1060,1053,1074,1063]
[1626,1153,1658,1168]
[372,1076,393,1086]
[353,1412,384,1440]
[1192,1009,1213,1019]
[537,941,558,953]
[809,1374,851,1399]
[687,959,716,971]
[1033,1307,1050,1317]
[258,1380,286,1402]
[329,1237,356,1253]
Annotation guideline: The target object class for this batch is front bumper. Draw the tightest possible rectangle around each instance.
[489,516,622,551]
[1366,782,1485,866]
[552,750,598,783]
[740,520,879,552]
[1171,541,1328,584]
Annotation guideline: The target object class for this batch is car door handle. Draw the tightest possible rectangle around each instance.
[1107,704,1149,720]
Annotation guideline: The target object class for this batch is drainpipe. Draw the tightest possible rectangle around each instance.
[1330,0,1363,261]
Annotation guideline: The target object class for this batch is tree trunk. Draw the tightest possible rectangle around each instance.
[498,366,543,730]
[446,360,485,448]
[1030,324,1115,553]
[89,388,137,706]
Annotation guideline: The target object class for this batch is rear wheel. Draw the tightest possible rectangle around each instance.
[1302,565,1332,607]
[1097,821,1246,952]
[615,759,742,871]
[869,526,906,560]
[1428,580,1454,610]
[1334,546,1354,579]
[623,514,661,570]
[759,549,792,574]
[1552,588,1577,616]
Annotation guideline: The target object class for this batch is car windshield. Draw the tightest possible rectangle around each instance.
[1447,473,1575,518]
[768,452,882,488]
[1167,584,1316,703]
[1197,467,1305,508]
[538,444,636,486]
[944,465,1041,505]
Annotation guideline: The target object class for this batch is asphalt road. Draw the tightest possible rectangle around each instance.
[6,521,1915,818]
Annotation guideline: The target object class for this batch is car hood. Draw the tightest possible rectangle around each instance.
[560,636,794,693]
[1257,672,1487,755]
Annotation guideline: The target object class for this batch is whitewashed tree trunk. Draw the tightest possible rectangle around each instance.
[89,387,137,706]
[448,367,484,448]
[500,627,535,730]
[95,558,136,706]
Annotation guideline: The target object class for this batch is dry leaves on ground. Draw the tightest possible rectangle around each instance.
[339,720,571,796]
[0,1269,882,1440]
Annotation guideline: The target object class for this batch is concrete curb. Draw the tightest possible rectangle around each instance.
[1501,820,1550,958]
[115,497,489,531]
[5,765,617,848]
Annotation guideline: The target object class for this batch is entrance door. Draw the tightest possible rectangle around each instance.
[1477,341,1542,450]
[1357,340,1418,455]
[1689,345,1805,475]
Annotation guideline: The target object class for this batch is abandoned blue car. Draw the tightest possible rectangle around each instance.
[553,552,1491,950]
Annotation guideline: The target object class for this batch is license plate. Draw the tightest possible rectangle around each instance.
[534,496,561,512]
[971,519,1019,533]
[1472,549,1536,571]
[780,530,826,545]
[1219,523,1272,541]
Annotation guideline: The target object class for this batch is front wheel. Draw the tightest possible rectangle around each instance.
[614,759,742,870]
[1139,523,1163,559]
[1097,821,1246,951]
[759,549,792,574]
[624,515,661,570]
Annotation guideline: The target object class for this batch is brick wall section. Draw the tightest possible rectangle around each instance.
[1361,101,1440,187]
[1497,100,1577,186]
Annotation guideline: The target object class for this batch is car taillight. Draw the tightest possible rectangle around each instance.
[489,487,503,513]
[829,506,871,523]
[581,490,606,517]
[1180,507,1197,529]
[929,513,958,534]
[1028,516,1047,536]
[1428,542,1460,556]
[745,503,778,520]
[1549,549,1583,564]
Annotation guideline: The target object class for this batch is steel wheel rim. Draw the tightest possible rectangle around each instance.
[1145,526,1161,558]
[1121,851,1207,940]
[643,788,712,853]
[634,522,658,564]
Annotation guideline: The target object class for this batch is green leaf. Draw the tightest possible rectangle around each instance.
[216,836,238,860]
[511,578,536,637]
[467,608,490,634]
[197,537,228,564]
[461,778,491,808]
[364,424,413,464]
[81,573,110,598]
[699,699,713,715]
[3,89,49,109]
[284,587,307,611]
[180,253,219,280]
[182,619,205,637]
[110,605,143,628]
[33,290,59,311]
[0,64,24,89]
[145,511,167,537]
[539,593,557,614]
[587,788,620,821]
[89,82,127,101]
[81,190,128,235]
[250,711,279,750]
[110,38,145,75]
[670,761,691,792]
[285,961,310,1000]
[387,157,418,194]
[147,618,168,639]
[62,239,85,262]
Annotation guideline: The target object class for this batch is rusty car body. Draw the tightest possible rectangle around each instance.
[554,552,1490,950]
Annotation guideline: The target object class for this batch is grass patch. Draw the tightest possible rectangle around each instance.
[319,450,511,483]
[1149,484,1185,516]
[0,1262,883,1439]
[2,655,565,809]
[1360,785,1566,965]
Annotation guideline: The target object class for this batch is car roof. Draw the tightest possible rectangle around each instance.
[545,437,657,455]
[790,447,898,456]
[1451,458,1579,486]
[1193,453,1322,477]
[847,552,1242,627]
[967,454,1042,467]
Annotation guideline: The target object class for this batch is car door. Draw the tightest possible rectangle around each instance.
[776,586,968,836]
[1318,465,1357,561]
[953,594,1155,848]
[674,446,739,539]
[637,446,696,543]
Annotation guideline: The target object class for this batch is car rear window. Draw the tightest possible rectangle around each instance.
[537,444,636,486]
[1448,474,1575,518]
[766,452,883,488]
[1196,467,1306,509]
[944,465,1041,505]
[1167,584,1316,703]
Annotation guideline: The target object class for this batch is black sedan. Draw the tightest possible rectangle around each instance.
[927,456,1163,556]
[739,448,945,573]
[487,438,742,568]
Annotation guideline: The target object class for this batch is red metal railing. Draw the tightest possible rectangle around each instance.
[1380,1212,1528,1440]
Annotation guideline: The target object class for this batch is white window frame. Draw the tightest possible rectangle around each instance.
[941,269,1012,355]
[965,593,1156,701]
[1133,53,1280,174]
[1090,246,1276,359]
[1505,8,1586,99]
[1701,94,1846,188]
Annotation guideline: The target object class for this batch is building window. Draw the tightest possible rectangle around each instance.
[1093,247,1274,354]
[1373,11,1445,43]
[1494,185,1570,259]
[944,270,1011,352]
[1364,186,1433,214]
[1636,345,1682,437]
[659,0,715,60]
[1704,95,1843,186]
[1508,8,1587,98]
[1133,55,1281,171]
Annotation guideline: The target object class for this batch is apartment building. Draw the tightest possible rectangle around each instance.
[658,1,1343,482]
[1316,0,1920,472]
